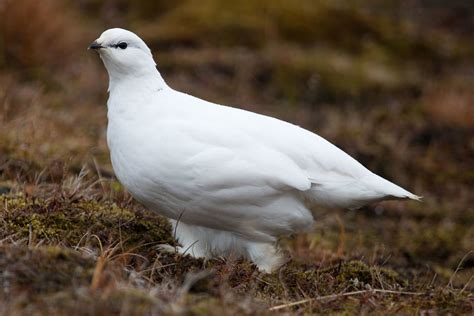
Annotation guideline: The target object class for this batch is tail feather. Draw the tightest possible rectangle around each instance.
[398,192,423,201]
[305,173,421,209]
[370,174,422,202]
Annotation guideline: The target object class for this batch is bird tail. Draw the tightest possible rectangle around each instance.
[369,174,422,201]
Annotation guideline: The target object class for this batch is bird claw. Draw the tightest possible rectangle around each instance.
[156,244,179,254]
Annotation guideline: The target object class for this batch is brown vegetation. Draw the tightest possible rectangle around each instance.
[0,0,472,314]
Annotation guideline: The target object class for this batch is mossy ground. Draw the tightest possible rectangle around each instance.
[0,1,473,315]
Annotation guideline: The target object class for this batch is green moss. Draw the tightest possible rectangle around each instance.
[0,245,94,293]
[0,195,173,256]
[24,288,164,316]
[267,46,418,103]
[398,222,470,267]
[137,0,445,55]
[0,197,471,314]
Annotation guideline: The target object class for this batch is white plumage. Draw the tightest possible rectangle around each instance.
[90,28,420,272]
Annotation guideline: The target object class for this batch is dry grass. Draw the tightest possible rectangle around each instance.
[0,0,473,315]
[423,76,474,129]
[0,0,84,72]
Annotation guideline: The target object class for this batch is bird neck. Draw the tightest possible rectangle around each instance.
[106,66,170,121]
[107,66,168,94]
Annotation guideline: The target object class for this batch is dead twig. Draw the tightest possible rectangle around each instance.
[447,250,474,289]
[268,289,425,311]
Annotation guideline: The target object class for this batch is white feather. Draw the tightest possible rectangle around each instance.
[91,28,421,272]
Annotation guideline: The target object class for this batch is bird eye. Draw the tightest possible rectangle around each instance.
[117,42,127,49]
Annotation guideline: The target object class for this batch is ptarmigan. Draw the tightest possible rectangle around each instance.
[89,28,420,272]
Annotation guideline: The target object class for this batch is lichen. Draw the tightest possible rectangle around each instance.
[0,195,173,257]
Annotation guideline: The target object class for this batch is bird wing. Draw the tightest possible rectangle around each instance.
[152,90,417,211]
[155,91,367,199]
[161,118,313,196]
[145,119,315,239]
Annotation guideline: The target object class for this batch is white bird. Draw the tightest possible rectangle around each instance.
[89,28,421,272]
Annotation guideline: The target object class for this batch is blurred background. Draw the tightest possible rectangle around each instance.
[0,0,473,299]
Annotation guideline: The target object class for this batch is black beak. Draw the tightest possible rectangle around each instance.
[88,41,104,50]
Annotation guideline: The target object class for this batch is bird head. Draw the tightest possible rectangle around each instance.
[89,28,156,78]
